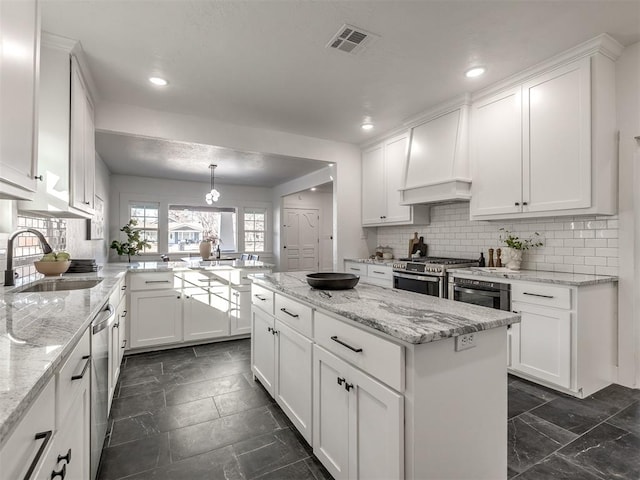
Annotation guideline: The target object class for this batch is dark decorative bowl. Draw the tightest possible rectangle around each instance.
[306,273,360,290]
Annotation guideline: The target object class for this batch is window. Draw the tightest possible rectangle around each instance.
[244,208,266,252]
[129,202,159,252]
[168,205,237,253]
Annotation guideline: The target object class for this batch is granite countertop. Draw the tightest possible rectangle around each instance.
[0,259,275,445]
[344,258,396,266]
[447,267,618,286]
[0,264,128,446]
[127,260,274,272]
[251,271,520,345]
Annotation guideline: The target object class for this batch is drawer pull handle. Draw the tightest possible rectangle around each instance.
[280,308,299,318]
[121,285,126,290]
[57,448,71,465]
[349,268,360,271]
[23,430,53,480]
[145,280,171,284]
[254,294,267,301]
[122,310,127,317]
[372,270,386,275]
[331,336,363,353]
[113,322,120,329]
[523,292,554,299]
[71,355,91,381]
[267,327,279,336]
[51,463,66,479]
[121,339,127,349]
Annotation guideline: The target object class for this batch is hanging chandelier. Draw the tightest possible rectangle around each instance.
[205,164,220,204]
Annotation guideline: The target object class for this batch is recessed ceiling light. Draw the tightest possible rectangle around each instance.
[361,123,374,131]
[311,187,317,192]
[149,76,168,86]
[465,67,486,78]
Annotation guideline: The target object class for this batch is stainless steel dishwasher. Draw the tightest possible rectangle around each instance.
[91,302,115,480]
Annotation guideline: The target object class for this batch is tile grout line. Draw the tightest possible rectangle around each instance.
[512,397,637,479]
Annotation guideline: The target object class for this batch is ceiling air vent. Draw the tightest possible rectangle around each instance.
[327,24,379,55]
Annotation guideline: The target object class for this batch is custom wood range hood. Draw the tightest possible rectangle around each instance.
[399,95,472,205]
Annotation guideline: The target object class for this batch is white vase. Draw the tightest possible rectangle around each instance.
[503,247,523,270]
[199,241,212,260]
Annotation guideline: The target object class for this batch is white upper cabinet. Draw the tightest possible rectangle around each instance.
[400,97,471,205]
[0,0,40,199]
[70,56,95,214]
[470,35,622,220]
[361,132,429,226]
[18,34,96,217]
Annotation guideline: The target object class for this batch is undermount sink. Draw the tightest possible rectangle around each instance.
[16,279,103,293]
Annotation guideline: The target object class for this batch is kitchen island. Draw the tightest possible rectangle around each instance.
[250,271,520,480]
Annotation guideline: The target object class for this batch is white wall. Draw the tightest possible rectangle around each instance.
[109,174,273,262]
[614,41,640,388]
[97,102,369,268]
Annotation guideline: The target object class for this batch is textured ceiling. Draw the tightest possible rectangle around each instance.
[42,0,640,185]
[95,131,331,187]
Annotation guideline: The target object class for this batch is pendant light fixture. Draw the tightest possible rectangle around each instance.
[205,164,220,204]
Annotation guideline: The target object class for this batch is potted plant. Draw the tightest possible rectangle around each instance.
[110,219,151,262]
[199,231,219,260]
[499,228,543,270]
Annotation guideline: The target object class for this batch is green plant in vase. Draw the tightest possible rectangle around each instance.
[110,219,151,262]
[499,228,543,270]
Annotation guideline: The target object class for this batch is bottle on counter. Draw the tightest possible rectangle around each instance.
[215,244,221,259]
[478,252,486,267]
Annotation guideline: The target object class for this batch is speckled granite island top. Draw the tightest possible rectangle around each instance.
[252,271,520,345]
[448,267,618,286]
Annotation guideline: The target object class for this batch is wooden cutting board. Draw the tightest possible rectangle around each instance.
[408,232,420,257]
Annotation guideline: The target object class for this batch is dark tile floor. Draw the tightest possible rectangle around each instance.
[98,339,640,480]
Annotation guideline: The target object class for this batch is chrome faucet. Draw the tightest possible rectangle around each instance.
[4,229,53,287]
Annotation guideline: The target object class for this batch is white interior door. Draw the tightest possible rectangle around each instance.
[283,208,319,271]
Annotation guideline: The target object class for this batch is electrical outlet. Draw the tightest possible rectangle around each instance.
[455,333,476,352]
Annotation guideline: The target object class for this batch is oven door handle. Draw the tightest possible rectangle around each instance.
[454,286,501,298]
[393,272,440,282]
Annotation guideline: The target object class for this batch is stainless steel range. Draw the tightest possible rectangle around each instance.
[392,257,478,298]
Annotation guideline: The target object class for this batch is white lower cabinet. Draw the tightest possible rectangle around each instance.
[510,304,571,388]
[251,308,277,395]
[230,287,251,335]
[52,371,90,480]
[313,345,403,480]
[129,289,182,349]
[251,294,313,443]
[275,320,313,443]
[183,287,230,341]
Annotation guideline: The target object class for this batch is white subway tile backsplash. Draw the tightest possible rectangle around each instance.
[595,248,618,257]
[375,203,618,276]
[585,239,608,248]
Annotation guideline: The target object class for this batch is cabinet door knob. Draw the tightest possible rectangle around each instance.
[514,202,520,206]
[337,377,345,386]
[344,382,354,392]
[35,174,43,181]
[83,201,90,205]
[522,202,528,206]
[122,310,127,317]
[57,448,71,465]
[176,295,181,299]
[51,463,66,479]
